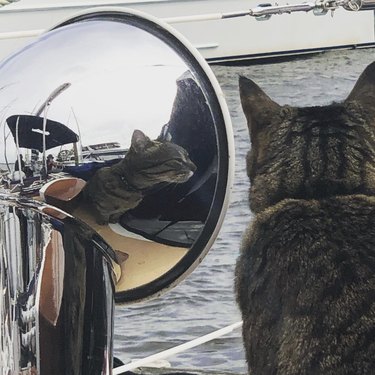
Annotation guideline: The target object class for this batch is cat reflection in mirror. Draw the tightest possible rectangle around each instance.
[235,62,375,375]
[84,129,196,225]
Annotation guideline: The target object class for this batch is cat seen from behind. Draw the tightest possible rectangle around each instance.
[84,129,196,225]
[235,62,375,375]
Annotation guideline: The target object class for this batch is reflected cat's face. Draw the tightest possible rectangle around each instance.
[124,129,197,189]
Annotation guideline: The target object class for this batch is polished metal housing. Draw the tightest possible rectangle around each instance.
[0,195,115,374]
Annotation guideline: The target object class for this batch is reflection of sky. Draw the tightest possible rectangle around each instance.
[0,20,190,162]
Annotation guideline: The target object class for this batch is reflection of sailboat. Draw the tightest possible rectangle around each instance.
[1,77,126,191]
[6,114,79,153]
[2,112,128,191]
[2,114,80,193]
[1,82,73,183]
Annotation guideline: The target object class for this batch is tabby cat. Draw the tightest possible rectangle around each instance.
[84,129,196,225]
[235,62,375,375]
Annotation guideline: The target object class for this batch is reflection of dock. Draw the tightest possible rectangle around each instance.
[72,205,188,292]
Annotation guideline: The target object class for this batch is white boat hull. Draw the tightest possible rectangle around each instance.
[0,0,374,62]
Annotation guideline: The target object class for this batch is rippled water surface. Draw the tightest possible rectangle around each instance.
[114,48,375,373]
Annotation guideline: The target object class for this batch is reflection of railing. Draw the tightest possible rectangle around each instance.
[0,0,374,41]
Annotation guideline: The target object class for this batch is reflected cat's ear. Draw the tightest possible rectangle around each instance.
[239,75,281,138]
[131,129,151,152]
[346,61,375,111]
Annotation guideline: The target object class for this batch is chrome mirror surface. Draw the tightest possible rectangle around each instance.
[0,197,115,374]
[0,9,233,304]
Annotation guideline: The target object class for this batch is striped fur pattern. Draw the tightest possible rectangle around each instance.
[235,62,375,374]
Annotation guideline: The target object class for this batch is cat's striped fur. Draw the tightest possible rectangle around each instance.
[235,62,375,374]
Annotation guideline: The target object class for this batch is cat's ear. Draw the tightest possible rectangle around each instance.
[345,62,375,110]
[239,75,281,137]
[131,129,151,152]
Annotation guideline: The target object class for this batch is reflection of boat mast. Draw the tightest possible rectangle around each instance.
[33,82,71,177]
[2,98,17,173]
[3,115,10,173]
[35,83,71,117]
[14,115,22,183]
[71,107,82,164]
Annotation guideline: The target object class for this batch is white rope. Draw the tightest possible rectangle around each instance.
[113,321,243,375]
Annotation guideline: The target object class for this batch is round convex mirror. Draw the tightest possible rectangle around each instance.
[0,8,233,304]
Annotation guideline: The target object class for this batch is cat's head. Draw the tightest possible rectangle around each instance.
[124,129,196,189]
[240,61,375,213]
